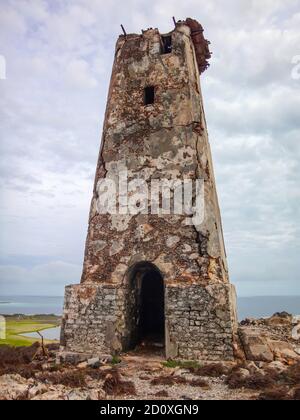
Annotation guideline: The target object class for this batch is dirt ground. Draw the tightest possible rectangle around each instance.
[105,351,257,400]
[1,343,299,400]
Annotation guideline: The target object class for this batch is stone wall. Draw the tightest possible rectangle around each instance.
[61,284,125,354]
[165,283,238,360]
[61,281,238,361]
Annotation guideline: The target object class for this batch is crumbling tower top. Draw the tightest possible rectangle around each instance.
[119,17,211,75]
[184,18,211,74]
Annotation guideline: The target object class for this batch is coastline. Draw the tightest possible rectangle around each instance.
[0,315,61,347]
[1,295,300,320]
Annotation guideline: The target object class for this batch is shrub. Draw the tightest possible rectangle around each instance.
[192,363,229,377]
[38,369,86,388]
[111,355,121,365]
[103,369,136,396]
[258,386,291,401]
[162,360,201,369]
[293,386,300,400]
[226,371,274,390]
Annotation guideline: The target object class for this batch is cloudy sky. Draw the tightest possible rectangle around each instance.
[0,0,299,297]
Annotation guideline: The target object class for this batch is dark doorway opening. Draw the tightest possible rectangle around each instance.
[144,86,155,105]
[125,262,165,351]
[140,269,164,341]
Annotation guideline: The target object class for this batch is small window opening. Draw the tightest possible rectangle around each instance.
[144,86,155,105]
[161,35,172,54]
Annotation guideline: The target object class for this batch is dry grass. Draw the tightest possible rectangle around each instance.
[293,386,300,400]
[226,371,275,390]
[258,386,291,401]
[153,389,169,398]
[0,343,46,379]
[189,378,211,389]
[1,364,44,379]
[103,369,136,396]
[38,369,87,388]
[191,363,229,377]
[0,343,40,368]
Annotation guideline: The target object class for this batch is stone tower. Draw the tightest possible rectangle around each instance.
[61,18,238,361]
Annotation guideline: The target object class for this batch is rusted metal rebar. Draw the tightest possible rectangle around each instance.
[121,24,127,37]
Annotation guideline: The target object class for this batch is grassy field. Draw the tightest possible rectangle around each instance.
[0,315,60,347]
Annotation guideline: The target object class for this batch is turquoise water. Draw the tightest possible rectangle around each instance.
[21,326,61,341]
[0,295,299,320]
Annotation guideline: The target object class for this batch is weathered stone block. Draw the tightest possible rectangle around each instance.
[239,328,274,362]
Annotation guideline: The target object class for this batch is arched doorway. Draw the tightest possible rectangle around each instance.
[125,262,165,351]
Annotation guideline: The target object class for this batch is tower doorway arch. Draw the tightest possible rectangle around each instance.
[124,261,165,351]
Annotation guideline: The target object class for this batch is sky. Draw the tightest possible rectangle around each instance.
[0,0,299,297]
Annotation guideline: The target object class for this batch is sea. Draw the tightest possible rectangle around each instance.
[0,296,64,317]
[0,295,299,320]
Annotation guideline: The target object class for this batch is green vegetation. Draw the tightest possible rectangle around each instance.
[0,315,60,347]
[162,359,201,369]
[111,355,122,365]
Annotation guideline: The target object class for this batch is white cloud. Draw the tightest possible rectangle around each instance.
[65,59,98,88]
[0,261,81,296]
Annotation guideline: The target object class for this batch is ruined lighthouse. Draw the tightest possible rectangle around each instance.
[61,18,238,361]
